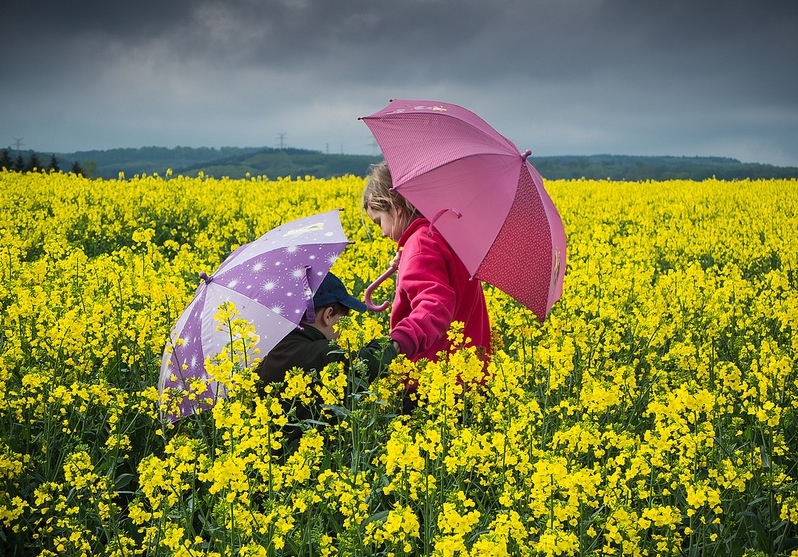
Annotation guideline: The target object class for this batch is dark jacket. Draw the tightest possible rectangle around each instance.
[256,324,399,457]
[257,325,398,390]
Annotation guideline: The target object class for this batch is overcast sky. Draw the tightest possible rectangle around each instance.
[2,0,797,166]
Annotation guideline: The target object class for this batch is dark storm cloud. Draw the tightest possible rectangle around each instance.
[6,0,796,79]
[2,0,797,165]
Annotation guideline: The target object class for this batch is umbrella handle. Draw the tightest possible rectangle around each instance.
[364,266,398,311]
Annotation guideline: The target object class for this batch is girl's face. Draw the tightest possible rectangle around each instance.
[366,206,403,242]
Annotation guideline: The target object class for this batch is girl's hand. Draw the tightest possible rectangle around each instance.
[390,248,403,269]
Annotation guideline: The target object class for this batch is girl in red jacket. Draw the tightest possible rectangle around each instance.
[362,162,491,364]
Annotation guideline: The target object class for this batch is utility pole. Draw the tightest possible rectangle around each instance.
[277,133,287,151]
[12,137,23,156]
[366,139,379,155]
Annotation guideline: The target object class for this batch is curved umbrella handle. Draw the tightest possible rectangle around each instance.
[364,266,398,311]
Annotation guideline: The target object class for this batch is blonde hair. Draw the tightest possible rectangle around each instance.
[362,162,421,233]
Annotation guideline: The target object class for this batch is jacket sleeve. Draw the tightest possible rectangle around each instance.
[355,338,399,382]
[258,335,345,386]
[390,238,457,358]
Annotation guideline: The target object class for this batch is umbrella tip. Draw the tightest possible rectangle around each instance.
[199,272,212,284]
[521,149,532,159]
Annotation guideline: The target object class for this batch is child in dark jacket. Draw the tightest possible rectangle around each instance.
[257,271,396,389]
[257,270,397,453]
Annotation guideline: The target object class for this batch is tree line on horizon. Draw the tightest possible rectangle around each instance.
[3,145,797,181]
[1,149,87,176]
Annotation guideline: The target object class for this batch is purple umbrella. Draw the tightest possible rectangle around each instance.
[158,209,350,421]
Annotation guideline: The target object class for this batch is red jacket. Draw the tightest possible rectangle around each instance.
[390,218,491,362]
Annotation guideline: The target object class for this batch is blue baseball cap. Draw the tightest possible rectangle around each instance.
[313,272,367,312]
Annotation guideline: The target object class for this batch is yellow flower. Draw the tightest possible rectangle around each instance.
[282,367,314,404]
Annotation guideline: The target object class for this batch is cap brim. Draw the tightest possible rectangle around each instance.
[341,295,368,312]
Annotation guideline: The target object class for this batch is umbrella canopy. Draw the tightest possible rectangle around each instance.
[158,209,350,420]
[361,99,566,321]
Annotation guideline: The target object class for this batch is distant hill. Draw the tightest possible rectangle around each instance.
[47,146,798,181]
[47,146,381,180]
[52,146,266,179]
[176,147,383,181]
[528,154,798,181]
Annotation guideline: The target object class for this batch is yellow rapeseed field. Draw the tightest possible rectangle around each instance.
[0,169,796,556]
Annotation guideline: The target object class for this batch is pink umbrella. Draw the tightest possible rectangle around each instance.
[361,99,566,322]
[158,209,350,421]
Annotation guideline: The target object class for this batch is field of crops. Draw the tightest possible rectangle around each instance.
[1,169,796,556]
